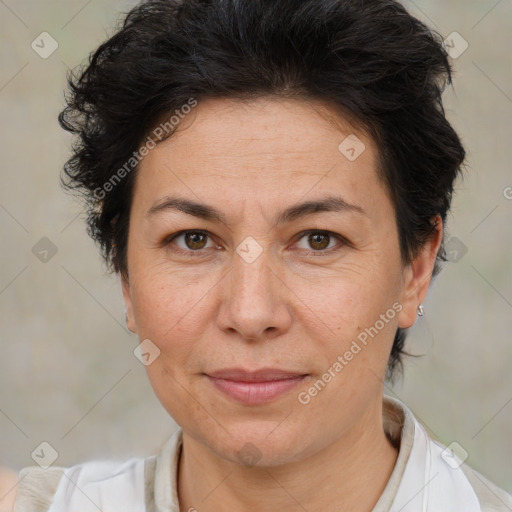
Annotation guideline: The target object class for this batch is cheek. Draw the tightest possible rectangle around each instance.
[294,278,401,430]
[128,268,218,421]
[296,260,400,334]
[297,262,403,395]
[129,265,219,357]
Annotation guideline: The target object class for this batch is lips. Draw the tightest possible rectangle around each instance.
[205,368,308,404]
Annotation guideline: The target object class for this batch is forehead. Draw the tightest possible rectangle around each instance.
[153,97,371,162]
[133,97,386,216]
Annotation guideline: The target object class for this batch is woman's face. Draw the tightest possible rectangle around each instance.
[123,97,436,466]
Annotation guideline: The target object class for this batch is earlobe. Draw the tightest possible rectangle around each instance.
[397,216,443,329]
[121,276,137,334]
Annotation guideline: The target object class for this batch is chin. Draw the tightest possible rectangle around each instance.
[190,414,316,467]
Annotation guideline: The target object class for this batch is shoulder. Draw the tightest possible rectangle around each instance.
[383,397,512,512]
[0,467,19,512]
[460,463,512,512]
[13,457,151,512]
[13,466,64,512]
[11,431,182,512]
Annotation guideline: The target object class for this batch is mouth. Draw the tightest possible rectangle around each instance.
[204,368,309,405]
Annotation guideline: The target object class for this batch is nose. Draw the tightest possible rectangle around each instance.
[216,246,292,342]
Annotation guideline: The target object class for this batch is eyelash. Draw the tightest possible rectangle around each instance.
[162,229,348,257]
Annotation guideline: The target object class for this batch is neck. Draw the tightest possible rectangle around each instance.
[178,400,398,512]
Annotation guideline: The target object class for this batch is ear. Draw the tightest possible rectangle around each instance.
[121,275,137,334]
[397,216,443,329]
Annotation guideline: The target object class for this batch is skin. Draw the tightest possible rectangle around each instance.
[122,97,441,512]
[0,467,17,512]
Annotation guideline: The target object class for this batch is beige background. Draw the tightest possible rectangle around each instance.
[0,0,511,495]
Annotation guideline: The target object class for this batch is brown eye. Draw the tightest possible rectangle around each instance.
[294,230,345,254]
[308,232,330,250]
[167,230,217,253]
[184,232,208,250]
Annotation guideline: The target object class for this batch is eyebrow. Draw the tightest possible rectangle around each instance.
[146,195,366,225]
